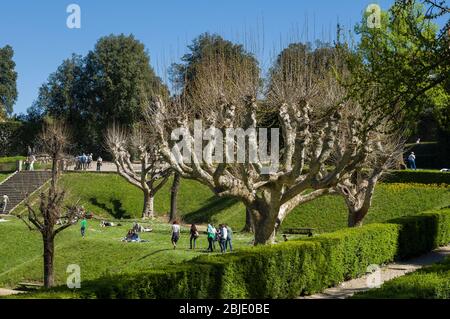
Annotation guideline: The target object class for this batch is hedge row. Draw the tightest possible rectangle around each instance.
[384,170,450,185]
[353,257,450,299]
[72,208,450,299]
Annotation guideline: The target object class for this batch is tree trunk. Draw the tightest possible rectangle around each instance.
[169,173,180,222]
[142,192,155,219]
[242,207,255,233]
[251,206,279,245]
[347,208,366,227]
[43,233,55,288]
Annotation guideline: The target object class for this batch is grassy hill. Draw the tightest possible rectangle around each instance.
[48,172,450,233]
[0,218,257,289]
[1,171,449,289]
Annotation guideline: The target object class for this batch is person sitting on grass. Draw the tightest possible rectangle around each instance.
[122,229,140,242]
[171,220,181,249]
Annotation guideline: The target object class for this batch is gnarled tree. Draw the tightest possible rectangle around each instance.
[105,123,171,219]
[146,44,383,245]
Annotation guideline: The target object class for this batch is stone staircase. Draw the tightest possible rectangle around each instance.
[0,171,52,214]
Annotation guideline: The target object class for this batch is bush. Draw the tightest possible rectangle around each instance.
[384,170,450,185]
[389,209,450,259]
[19,209,450,299]
[353,257,450,299]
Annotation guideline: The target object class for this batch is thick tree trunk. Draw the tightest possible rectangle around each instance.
[43,233,55,288]
[347,208,366,227]
[251,206,279,245]
[169,173,180,222]
[242,207,255,233]
[142,192,155,219]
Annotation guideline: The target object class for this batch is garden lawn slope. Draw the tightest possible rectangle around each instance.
[55,173,450,233]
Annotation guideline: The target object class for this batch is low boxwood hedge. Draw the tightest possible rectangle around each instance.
[384,170,450,185]
[19,208,450,299]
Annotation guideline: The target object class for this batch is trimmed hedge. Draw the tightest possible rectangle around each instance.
[65,208,450,299]
[384,170,450,185]
[353,257,450,299]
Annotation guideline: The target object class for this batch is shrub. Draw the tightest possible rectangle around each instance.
[389,208,450,259]
[18,209,450,299]
[384,170,450,185]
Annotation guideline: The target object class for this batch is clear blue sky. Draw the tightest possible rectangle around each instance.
[1,0,395,115]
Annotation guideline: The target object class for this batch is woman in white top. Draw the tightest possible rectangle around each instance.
[171,221,181,249]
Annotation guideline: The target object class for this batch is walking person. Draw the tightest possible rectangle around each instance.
[96,156,103,171]
[29,154,36,171]
[80,217,87,238]
[408,152,417,170]
[189,224,199,249]
[171,220,181,249]
[219,224,228,253]
[2,194,9,214]
[207,224,216,252]
[225,224,233,252]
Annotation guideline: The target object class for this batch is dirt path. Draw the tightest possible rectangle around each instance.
[299,245,450,299]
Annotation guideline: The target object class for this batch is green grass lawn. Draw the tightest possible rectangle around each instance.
[0,173,11,183]
[51,173,450,233]
[0,217,260,289]
[2,171,449,290]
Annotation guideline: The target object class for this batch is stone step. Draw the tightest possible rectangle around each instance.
[0,171,52,214]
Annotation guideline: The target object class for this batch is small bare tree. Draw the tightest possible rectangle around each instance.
[18,120,82,288]
[335,131,405,227]
[105,123,171,219]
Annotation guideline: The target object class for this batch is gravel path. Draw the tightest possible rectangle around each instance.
[299,245,450,299]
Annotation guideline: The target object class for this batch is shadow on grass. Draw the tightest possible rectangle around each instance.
[137,249,172,261]
[89,197,130,219]
[182,196,238,224]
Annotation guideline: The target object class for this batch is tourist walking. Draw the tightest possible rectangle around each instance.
[29,154,36,171]
[219,224,228,253]
[207,224,216,252]
[408,152,417,170]
[80,217,87,238]
[96,156,103,171]
[2,194,9,214]
[171,220,181,249]
[225,224,233,252]
[189,224,199,249]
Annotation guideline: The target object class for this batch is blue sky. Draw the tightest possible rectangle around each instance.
[1,0,396,115]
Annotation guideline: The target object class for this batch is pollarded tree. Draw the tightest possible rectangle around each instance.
[333,119,405,227]
[105,123,171,219]
[147,44,380,245]
[18,120,82,288]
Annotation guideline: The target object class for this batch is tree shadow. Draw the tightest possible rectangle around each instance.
[137,249,172,261]
[183,196,238,224]
[88,197,130,219]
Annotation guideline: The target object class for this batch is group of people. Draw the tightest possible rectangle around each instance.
[170,221,232,253]
[23,154,36,171]
[206,223,233,253]
[74,154,103,171]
